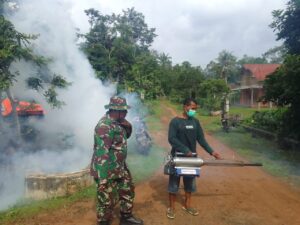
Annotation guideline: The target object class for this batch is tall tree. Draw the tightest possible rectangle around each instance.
[156,52,173,96]
[270,0,300,54]
[126,51,162,99]
[262,46,287,63]
[116,8,156,50]
[238,54,268,65]
[263,55,300,139]
[169,62,205,101]
[205,50,239,83]
[80,9,118,81]
[0,15,69,107]
[80,7,157,91]
[263,0,300,140]
[0,14,69,144]
[0,0,5,14]
[198,79,230,111]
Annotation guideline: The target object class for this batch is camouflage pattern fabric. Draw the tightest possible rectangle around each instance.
[96,166,134,222]
[90,114,130,181]
[118,119,132,138]
[90,113,135,222]
[104,96,131,110]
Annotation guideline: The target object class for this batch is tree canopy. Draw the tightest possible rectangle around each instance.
[261,0,300,140]
[204,50,239,83]
[198,79,230,111]
[263,55,300,139]
[0,15,69,107]
[0,7,70,147]
[271,0,300,54]
[79,8,156,85]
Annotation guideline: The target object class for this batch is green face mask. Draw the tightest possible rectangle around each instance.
[187,109,196,117]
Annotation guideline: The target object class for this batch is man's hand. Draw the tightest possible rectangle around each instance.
[211,151,222,159]
[186,151,194,157]
[118,119,132,138]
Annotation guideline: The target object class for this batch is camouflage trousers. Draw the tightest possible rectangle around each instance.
[96,167,135,222]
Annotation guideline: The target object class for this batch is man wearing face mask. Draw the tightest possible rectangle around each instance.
[90,96,143,225]
[166,97,221,219]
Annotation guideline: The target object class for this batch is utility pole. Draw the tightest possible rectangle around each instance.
[221,66,230,115]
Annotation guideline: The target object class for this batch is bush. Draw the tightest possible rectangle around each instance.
[244,108,300,140]
[251,109,285,131]
[263,55,300,140]
[200,97,222,111]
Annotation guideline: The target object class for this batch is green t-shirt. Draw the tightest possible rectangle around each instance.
[168,117,214,156]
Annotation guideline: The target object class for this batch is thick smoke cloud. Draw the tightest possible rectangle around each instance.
[0,0,116,210]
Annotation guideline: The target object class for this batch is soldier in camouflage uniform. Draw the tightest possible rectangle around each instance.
[90,96,144,225]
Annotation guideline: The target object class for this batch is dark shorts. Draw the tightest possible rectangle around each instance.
[168,174,196,193]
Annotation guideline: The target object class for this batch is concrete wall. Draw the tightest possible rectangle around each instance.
[25,169,94,200]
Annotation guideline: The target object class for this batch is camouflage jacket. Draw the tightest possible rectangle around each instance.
[90,114,129,182]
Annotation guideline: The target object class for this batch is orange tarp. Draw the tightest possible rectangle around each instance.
[16,101,44,116]
[1,98,13,116]
[1,98,45,116]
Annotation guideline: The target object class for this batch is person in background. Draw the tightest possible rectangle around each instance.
[166,97,222,219]
[90,96,143,225]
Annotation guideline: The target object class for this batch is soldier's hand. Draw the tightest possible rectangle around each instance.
[119,119,132,138]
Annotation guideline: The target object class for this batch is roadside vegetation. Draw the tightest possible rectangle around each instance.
[196,106,300,187]
[157,99,300,187]
[0,184,95,224]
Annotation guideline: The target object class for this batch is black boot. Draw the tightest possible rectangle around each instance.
[97,221,111,225]
[120,214,144,225]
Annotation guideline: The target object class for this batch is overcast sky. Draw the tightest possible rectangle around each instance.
[66,0,286,67]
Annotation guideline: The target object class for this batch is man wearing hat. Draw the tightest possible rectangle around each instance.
[90,96,143,225]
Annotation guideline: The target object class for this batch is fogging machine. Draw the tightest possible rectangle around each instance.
[164,152,263,177]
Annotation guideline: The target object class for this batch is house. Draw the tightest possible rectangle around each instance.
[231,64,281,107]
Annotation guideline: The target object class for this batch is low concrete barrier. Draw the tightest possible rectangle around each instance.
[25,168,94,200]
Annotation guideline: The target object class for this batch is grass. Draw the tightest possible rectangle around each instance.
[0,185,96,224]
[229,106,269,117]
[127,144,165,182]
[197,106,270,133]
[144,99,163,132]
[213,127,300,185]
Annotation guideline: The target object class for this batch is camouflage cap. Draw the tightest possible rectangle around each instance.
[104,96,131,110]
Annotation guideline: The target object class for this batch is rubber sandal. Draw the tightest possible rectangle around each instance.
[182,206,199,216]
[166,208,175,219]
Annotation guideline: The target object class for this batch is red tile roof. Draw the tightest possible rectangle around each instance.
[243,64,281,81]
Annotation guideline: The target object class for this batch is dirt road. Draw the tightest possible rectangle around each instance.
[11,105,300,225]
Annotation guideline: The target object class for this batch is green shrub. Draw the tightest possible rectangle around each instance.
[244,108,295,138]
